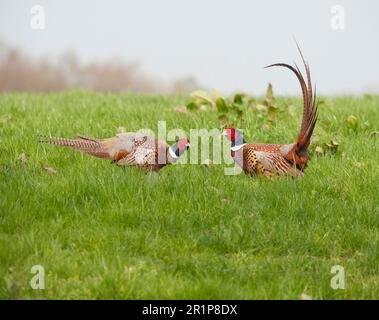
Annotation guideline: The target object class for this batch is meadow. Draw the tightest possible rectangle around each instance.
[0,91,378,299]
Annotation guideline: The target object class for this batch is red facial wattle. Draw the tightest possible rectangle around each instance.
[177,138,189,150]
[226,128,236,141]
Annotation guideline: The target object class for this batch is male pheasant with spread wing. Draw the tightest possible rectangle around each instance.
[223,50,318,177]
[40,132,190,172]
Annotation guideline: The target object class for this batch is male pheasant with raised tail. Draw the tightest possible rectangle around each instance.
[39,132,190,172]
[223,49,318,177]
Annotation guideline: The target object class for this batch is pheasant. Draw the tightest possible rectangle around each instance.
[223,50,318,177]
[39,132,190,172]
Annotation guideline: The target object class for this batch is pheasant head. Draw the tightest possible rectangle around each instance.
[167,137,190,163]
[222,128,246,150]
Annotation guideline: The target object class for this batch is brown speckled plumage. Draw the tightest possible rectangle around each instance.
[242,146,273,176]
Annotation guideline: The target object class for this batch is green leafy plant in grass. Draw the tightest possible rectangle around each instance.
[249,83,286,124]
[346,114,371,133]
[186,89,245,127]
[346,115,359,131]
[310,137,340,157]
[186,84,286,128]
[186,90,215,112]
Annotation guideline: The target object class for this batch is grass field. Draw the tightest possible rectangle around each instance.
[0,91,378,299]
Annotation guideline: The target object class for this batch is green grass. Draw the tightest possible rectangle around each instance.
[0,91,378,299]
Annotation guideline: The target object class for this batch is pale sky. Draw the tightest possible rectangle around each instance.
[1,0,379,94]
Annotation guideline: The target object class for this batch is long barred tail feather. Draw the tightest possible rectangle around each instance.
[38,135,111,159]
[264,45,318,163]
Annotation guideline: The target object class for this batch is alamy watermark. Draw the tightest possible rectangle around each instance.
[330,265,345,290]
[30,265,45,289]
[330,5,345,30]
[30,5,45,30]
[135,121,243,175]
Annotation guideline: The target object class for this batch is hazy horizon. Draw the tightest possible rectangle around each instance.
[1,0,379,95]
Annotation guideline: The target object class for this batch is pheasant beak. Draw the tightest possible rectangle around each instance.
[221,130,227,136]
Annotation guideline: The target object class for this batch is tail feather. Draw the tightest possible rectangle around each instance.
[76,135,99,142]
[39,135,111,159]
[264,46,318,166]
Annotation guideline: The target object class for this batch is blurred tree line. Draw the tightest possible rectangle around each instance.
[0,41,200,94]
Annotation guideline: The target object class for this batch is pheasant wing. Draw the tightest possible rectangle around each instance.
[116,135,157,167]
[255,151,303,176]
